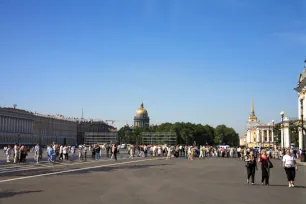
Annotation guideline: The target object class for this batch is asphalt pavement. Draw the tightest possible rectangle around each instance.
[0,157,305,204]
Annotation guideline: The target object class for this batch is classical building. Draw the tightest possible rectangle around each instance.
[245,99,275,148]
[0,107,77,146]
[294,67,306,150]
[33,113,77,145]
[134,103,150,128]
[0,108,35,146]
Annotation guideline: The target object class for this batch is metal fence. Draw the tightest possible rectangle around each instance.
[84,132,118,145]
[141,132,176,145]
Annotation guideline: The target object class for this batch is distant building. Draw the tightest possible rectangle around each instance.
[77,120,116,144]
[245,99,275,148]
[0,107,77,146]
[134,103,150,128]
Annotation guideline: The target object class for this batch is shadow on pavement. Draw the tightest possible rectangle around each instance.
[58,163,171,175]
[0,190,44,199]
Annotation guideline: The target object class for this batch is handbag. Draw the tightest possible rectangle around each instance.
[268,159,274,168]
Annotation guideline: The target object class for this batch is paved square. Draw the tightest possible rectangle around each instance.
[0,158,305,204]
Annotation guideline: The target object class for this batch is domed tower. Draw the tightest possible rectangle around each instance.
[248,98,257,123]
[134,103,150,128]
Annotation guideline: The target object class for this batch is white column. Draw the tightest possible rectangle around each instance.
[272,130,274,143]
[256,128,260,142]
[299,127,303,150]
[267,129,270,142]
[281,117,290,148]
[247,130,251,143]
[261,130,265,143]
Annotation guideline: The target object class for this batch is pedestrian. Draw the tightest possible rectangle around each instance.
[282,149,298,188]
[245,150,257,185]
[112,144,117,160]
[166,146,171,160]
[34,144,40,163]
[59,145,63,160]
[258,149,270,185]
[6,145,12,163]
[199,146,204,159]
[95,145,101,160]
[63,145,69,160]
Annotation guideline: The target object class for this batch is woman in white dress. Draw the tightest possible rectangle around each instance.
[167,146,171,160]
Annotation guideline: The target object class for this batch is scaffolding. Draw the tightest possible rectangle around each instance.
[84,132,118,145]
[141,132,176,145]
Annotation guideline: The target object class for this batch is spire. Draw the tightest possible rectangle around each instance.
[251,97,255,115]
[248,97,257,121]
[81,108,84,119]
[140,102,144,108]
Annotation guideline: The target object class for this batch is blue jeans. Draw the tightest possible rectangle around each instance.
[96,151,100,160]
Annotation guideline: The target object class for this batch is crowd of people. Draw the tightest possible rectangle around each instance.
[2,143,302,188]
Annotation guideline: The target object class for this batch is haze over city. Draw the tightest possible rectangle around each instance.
[1,0,305,135]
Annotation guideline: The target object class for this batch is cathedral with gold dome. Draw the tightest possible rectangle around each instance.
[134,103,150,128]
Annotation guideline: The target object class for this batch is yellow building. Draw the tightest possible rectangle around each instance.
[245,99,274,148]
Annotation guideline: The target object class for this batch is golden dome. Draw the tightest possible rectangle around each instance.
[248,115,257,120]
[136,103,148,118]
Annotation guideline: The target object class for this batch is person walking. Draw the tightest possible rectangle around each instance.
[112,144,117,161]
[258,149,270,185]
[282,149,298,188]
[199,146,204,159]
[245,150,257,185]
[34,144,40,164]
[6,145,12,163]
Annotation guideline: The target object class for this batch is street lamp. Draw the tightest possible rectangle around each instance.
[280,111,285,149]
[271,120,275,149]
[300,97,306,162]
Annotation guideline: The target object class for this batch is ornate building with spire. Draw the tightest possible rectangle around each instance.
[134,103,150,128]
[243,99,275,148]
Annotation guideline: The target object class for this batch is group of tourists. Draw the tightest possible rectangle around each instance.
[244,147,298,188]
[78,143,119,161]
[4,144,33,163]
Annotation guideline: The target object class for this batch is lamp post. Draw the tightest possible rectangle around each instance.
[300,97,306,162]
[271,120,275,149]
[280,111,285,149]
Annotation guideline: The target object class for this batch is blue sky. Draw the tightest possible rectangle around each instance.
[0,0,305,135]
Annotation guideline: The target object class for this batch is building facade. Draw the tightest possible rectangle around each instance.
[0,108,35,146]
[0,107,77,146]
[134,103,150,128]
[294,67,306,150]
[245,99,275,148]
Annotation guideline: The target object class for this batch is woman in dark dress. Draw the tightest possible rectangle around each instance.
[245,150,257,184]
[258,149,270,185]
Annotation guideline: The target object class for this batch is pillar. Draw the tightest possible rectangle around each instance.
[281,117,290,148]
[256,128,260,143]
[261,130,265,144]
[272,130,274,143]
[247,130,251,143]
[299,127,303,150]
[267,129,270,143]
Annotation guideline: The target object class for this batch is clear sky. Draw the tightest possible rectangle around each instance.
[0,0,305,135]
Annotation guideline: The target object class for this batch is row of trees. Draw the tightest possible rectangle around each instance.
[118,122,240,146]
